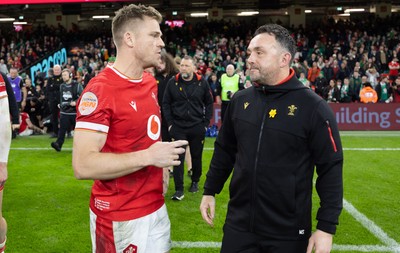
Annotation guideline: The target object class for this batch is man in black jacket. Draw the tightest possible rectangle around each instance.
[200,24,343,253]
[46,64,63,138]
[163,55,213,201]
[51,68,82,152]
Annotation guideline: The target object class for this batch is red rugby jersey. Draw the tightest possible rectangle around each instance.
[76,66,163,221]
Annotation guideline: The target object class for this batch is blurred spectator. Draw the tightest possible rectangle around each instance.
[360,82,378,103]
[7,67,27,110]
[365,66,380,88]
[392,76,400,103]
[314,71,328,97]
[46,64,63,138]
[349,71,362,102]
[18,111,45,136]
[51,69,82,152]
[340,77,352,103]
[323,79,340,103]
[307,61,320,86]
[388,57,399,82]
[218,64,242,122]
[155,50,179,143]
[298,72,310,88]
[0,59,8,75]
[375,76,393,103]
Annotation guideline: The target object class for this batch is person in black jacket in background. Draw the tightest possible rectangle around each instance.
[156,50,179,143]
[163,55,213,201]
[46,64,63,138]
[50,68,82,152]
[1,72,20,136]
[200,24,343,253]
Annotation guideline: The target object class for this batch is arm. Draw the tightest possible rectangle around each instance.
[201,100,237,225]
[21,81,27,111]
[308,101,343,250]
[72,130,188,180]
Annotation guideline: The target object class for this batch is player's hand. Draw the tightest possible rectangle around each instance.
[146,140,188,168]
[306,229,333,253]
[0,163,8,187]
[200,195,215,227]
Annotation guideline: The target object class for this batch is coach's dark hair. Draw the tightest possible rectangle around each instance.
[254,24,296,64]
[158,50,179,76]
[112,4,162,48]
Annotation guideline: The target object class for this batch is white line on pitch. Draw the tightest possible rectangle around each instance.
[10,147,400,151]
[343,199,400,250]
[171,241,400,252]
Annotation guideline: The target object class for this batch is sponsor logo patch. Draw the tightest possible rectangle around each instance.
[78,92,98,115]
[147,115,161,140]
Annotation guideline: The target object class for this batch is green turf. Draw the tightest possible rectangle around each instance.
[4,132,400,252]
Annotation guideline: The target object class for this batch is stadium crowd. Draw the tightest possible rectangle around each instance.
[1,13,400,135]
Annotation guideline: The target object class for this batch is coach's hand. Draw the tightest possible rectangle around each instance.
[200,195,215,227]
[306,229,333,253]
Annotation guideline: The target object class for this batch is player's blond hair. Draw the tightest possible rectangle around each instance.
[112,4,162,48]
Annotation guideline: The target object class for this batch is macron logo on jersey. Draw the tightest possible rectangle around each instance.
[129,101,137,111]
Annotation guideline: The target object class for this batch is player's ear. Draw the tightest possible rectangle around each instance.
[124,32,135,47]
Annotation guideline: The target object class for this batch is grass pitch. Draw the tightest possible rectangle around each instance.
[5,132,400,252]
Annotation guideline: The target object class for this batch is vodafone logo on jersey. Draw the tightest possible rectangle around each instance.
[78,92,98,115]
[147,115,161,140]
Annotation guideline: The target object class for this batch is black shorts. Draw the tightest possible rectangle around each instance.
[221,224,308,253]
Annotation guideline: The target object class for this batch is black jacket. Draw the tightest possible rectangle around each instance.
[162,73,213,129]
[204,71,343,240]
[1,72,19,124]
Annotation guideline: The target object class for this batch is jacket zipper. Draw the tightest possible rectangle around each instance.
[326,120,338,152]
[249,105,269,231]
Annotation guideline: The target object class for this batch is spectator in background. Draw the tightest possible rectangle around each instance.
[365,66,380,88]
[299,72,310,88]
[307,61,320,87]
[208,73,220,102]
[81,67,92,88]
[392,76,400,103]
[18,111,45,136]
[156,50,179,143]
[324,79,341,103]
[72,4,188,252]
[340,77,352,103]
[50,69,82,152]
[375,76,393,103]
[349,70,362,102]
[8,67,27,110]
[0,60,8,75]
[314,71,328,97]
[46,64,63,138]
[200,24,343,253]
[360,82,378,103]
[218,64,242,122]
[388,57,399,83]
[163,55,214,200]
